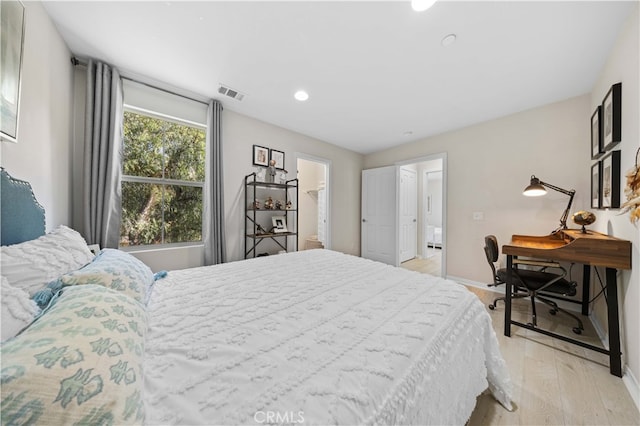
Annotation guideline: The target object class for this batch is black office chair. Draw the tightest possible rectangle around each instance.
[484,235,528,309]
[483,235,584,335]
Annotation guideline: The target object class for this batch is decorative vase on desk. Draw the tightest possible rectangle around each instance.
[572,210,596,233]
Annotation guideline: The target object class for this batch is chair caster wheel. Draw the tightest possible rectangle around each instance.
[488,305,495,310]
[572,327,582,335]
[549,309,557,315]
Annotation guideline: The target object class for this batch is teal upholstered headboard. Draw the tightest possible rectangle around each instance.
[0,168,46,246]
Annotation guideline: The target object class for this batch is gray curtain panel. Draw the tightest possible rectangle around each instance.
[83,60,124,249]
[203,100,226,265]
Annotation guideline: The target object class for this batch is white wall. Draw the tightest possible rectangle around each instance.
[0,2,73,230]
[365,94,590,282]
[223,110,363,262]
[589,5,639,395]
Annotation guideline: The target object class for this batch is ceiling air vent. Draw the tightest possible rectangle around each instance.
[218,84,245,101]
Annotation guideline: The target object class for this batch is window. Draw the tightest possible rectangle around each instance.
[120,109,206,247]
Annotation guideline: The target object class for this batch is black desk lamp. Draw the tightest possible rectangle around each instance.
[523,175,575,233]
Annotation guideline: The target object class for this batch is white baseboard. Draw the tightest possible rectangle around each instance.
[448,275,639,412]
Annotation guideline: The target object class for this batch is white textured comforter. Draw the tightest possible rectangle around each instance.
[144,250,512,425]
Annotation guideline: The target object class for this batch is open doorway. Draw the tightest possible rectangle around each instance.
[296,154,331,251]
[398,154,446,277]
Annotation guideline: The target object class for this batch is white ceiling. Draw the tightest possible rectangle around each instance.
[42,1,635,155]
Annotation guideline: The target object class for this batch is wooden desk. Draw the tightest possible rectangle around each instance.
[502,229,631,377]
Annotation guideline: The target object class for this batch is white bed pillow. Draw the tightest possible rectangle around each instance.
[1,275,40,342]
[0,225,94,296]
[59,248,154,304]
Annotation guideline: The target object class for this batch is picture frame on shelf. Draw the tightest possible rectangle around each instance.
[602,82,621,151]
[253,145,269,167]
[272,215,287,233]
[0,0,25,143]
[591,106,603,159]
[270,149,285,170]
[591,162,601,209]
[601,150,621,209]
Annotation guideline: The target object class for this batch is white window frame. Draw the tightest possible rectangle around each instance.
[120,105,206,249]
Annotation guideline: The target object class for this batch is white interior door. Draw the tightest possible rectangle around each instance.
[361,166,398,266]
[399,167,417,263]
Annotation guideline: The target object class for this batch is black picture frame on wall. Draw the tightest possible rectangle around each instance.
[601,150,621,209]
[591,106,603,159]
[270,149,285,170]
[253,145,269,167]
[591,162,601,209]
[602,82,621,151]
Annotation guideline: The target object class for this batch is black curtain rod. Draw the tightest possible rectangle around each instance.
[70,56,213,107]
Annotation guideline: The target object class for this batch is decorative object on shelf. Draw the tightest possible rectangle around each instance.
[270,149,285,170]
[591,106,603,159]
[602,82,621,151]
[591,162,601,209]
[255,167,266,182]
[266,159,277,183]
[523,175,575,233]
[275,199,283,210]
[621,147,640,223]
[286,201,292,210]
[272,216,287,233]
[253,145,269,167]
[252,200,260,210]
[278,169,288,184]
[601,150,621,209]
[0,0,25,143]
[264,196,274,210]
[256,224,268,235]
[571,210,596,233]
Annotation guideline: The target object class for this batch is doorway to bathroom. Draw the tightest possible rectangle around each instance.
[295,154,331,251]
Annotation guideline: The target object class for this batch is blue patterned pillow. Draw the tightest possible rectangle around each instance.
[58,249,154,304]
[0,284,146,424]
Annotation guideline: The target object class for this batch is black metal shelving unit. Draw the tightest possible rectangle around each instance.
[244,172,298,258]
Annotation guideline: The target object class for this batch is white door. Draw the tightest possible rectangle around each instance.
[361,166,398,266]
[399,167,417,263]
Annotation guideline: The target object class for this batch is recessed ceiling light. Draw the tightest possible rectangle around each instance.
[411,0,437,12]
[441,34,457,47]
[294,90,309,102]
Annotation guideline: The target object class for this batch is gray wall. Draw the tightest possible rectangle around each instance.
[0,2,74,230]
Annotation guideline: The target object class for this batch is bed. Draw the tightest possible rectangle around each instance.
[0,168,513,425]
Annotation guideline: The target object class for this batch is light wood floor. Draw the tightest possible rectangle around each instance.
[401,252,441,275]
[401,262,639,425]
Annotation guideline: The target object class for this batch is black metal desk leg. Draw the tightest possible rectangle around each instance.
[606,267,622,377]
[504,255,513,337]
[582,265,591,316]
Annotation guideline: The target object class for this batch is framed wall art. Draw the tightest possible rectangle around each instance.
[0,1,26,143]
[602,82,621,151]
[270,149,285,170]
[591,162,601,209]
[601,150,621,209]
[591,106,603,159]
[271,215,287,233]
[253,145,269,167]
